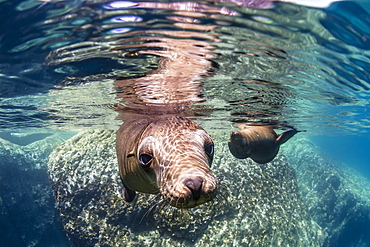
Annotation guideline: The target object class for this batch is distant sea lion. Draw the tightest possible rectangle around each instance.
[116,114,217,208]
[228,125,298,164]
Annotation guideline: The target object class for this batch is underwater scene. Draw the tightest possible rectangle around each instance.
[0,0,369,246]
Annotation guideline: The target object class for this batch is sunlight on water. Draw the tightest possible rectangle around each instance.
[1,0,368,135]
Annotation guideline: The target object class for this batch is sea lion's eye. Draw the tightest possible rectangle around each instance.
[139,153,153,168]
[204,143,214,156]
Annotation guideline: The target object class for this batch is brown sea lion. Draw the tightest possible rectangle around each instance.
[116,114,217,208]
[113,28,220,208]
[228,125,298,164]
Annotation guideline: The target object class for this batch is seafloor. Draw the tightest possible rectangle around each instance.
[1,129,369,246]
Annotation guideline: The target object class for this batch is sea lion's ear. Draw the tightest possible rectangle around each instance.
[126,152,135,158]
[276,128,298,145]
[122,185,136,202]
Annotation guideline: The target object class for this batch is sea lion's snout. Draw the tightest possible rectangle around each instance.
[162,155,218,208]
[165,173,217,208]
[185,177,203,201]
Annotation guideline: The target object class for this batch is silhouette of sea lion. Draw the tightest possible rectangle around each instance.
[228,125,298,164]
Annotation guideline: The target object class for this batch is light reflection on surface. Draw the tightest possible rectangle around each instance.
[1,0,368,135]
[110,15,143,23]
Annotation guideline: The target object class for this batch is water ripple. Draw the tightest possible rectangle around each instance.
[0,0,369,134]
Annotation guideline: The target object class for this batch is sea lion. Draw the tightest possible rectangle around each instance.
[116,114,217,208]
[228,125,298,164]
[113,29,220,208]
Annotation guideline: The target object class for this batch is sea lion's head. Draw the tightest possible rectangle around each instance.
[116,115,217,208]
[228,130,253,159]
[228,126,278,163]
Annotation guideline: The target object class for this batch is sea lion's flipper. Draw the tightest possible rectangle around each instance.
[122,186,136,202]
[276,128,298,145]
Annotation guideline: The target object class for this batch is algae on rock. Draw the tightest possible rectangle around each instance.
[0,133,71,247]
[48,129,324,246]
[283,137,370,247]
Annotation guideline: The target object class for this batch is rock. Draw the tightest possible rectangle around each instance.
[0,133,72,247]
[283,137,370,247]
[48,129,324,246]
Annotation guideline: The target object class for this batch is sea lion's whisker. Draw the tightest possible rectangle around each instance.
[140,195,162,223]
[154,200,173,225]
[154,198,169,216]
[175,196,183,208]
[147,194,161,205]
[169,206,180,223]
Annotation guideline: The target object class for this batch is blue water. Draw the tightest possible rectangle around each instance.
[306,0,370,178]
[311,135,370,180]
[1,0,370,246]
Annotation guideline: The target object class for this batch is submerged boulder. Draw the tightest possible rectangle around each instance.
[48,129,324,246]
[0,133,71,247]
[283,137,370,247]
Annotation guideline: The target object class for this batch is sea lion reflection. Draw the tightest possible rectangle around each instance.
[228,124,298,164]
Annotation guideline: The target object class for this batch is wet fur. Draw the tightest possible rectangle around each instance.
[116,115,217,208]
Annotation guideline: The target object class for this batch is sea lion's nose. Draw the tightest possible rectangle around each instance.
[184,177,203,200]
